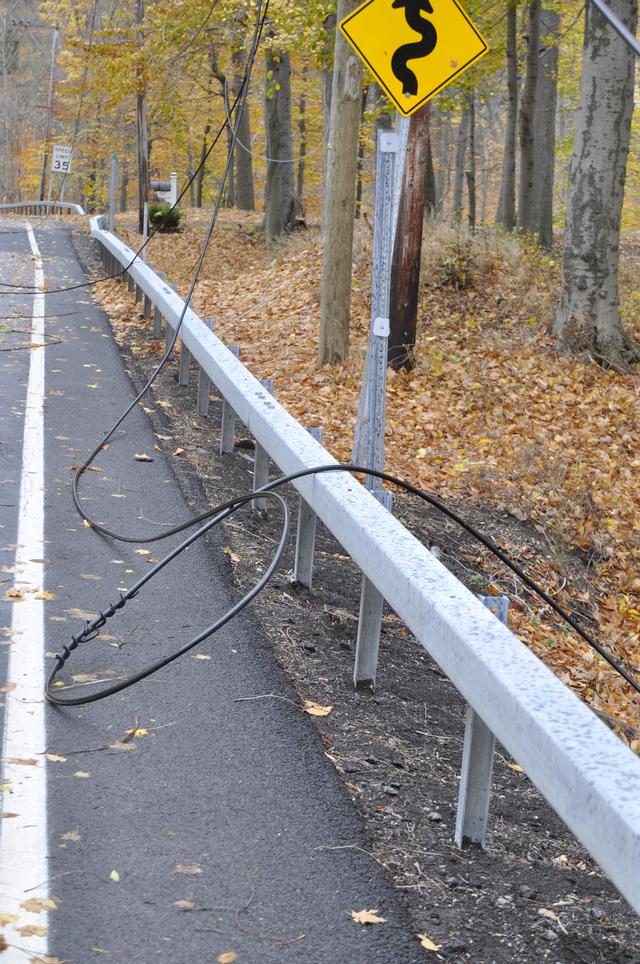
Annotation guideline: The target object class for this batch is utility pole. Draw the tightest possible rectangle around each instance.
[136,0,148,234]
[38,24,58,202]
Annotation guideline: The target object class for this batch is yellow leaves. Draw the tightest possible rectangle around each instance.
[224,547,240,564]
[175,863,202,875]
[73,771,91,779]
[351,908,385,925]
[418,933,442,952]
[109,870,120,882]
[33,590,56,600]
[0,913,17,926]
[508,763,524,773]
[217,954,238,964]
[0,682,16,693]
[303,700,333,717]
[172,447,185,456]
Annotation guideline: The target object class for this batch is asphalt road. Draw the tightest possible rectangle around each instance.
[0,219,422,963]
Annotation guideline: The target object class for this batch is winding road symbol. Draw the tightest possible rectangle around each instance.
[391,0,437,97]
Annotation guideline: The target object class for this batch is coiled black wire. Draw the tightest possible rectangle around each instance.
[46,462,640,706]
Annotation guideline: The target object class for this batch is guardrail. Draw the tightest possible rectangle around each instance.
[89,214,640,915]
[0,200,85,216]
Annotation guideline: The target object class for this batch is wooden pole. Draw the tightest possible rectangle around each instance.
[387,102,431,371]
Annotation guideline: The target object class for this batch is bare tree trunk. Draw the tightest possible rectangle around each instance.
[453,105,470,219]
[496,1,518,230]
[232,47,255,211]
[318,0,362,366]
[136,0,149,234]
[466,93,476,230]
[119,157,128,212]
[355,85,369,219]
[264,49,296,241]
[528,5,559,248]
[554,0,638,370]
[518,0,541,233]
[321,13,335,234]
[388,103,431,371]
[195,125,209,208]
[296,62,307,202]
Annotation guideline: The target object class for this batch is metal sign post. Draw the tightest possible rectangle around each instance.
[352,129,398,487]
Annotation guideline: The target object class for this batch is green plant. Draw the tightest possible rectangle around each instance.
[148,203,182,233]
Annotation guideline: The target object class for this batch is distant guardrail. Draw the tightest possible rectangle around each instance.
[89,214,640,915]
[0,200,85,216]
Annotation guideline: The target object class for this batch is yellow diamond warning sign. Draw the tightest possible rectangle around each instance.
[340,0,489,117]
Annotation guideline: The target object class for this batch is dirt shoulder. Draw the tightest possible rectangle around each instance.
[74,229,640,964]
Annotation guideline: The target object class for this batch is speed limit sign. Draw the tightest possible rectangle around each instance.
[51,144,72,174]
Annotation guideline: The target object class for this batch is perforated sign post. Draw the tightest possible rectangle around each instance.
[51,144,73,174]
[340,0,488,117]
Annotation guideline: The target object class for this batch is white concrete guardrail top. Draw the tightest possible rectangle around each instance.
[89,214,640,915]
[0,201,85,215]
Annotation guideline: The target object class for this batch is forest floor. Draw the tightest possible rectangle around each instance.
[72,211,640,961]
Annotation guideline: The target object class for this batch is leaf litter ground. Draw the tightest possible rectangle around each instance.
[73,215,640,962]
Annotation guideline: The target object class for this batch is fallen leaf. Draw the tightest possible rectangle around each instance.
[0,682,16,694]
[109,742,137,751]
[351,908,385,925]
[45,753,67,763]
[125,727,149,739]
[20,898,57,914]
[0,935,6,952]
[303,700,333,717]
[174,900,195,911]
[60,830,80,842]
[418,933,442,951]
[175,863,202,875]
[217,953,237,964]
[191,654,212,661]
[109,870,120,882]
[33,590,56,601]
[508,763,524,773]
[223,547,240,563]
[18,924,47,937]
[5,757,37,766]
[173,447,185,456]
[4,588,23,601]
[134,548,150,555]
[73,771,90,778]
[134,453,154,462]
[0,913,17,926]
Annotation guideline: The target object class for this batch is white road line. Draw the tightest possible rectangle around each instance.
[0,224,49,960]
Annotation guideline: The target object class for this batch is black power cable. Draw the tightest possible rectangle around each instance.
[46,463,640,706]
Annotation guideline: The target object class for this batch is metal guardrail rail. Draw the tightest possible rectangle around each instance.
[0,200,85,216]
[89,215,640,914]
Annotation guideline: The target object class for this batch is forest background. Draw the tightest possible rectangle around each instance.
[1,0,639,741]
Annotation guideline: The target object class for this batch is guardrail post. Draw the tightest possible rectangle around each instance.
[127,272,134,293]
[293,428,323,587]
[353,489,394,689]
[143,294,152,320]
[253,379,274,511]
[454,595,509,850]
[197,320,215,416]
[178,338,191,386]
[164,283,177,354]
[220,346,240,454]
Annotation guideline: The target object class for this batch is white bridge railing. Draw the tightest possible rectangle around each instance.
[0,200,85,216]
[90,214,640,915]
